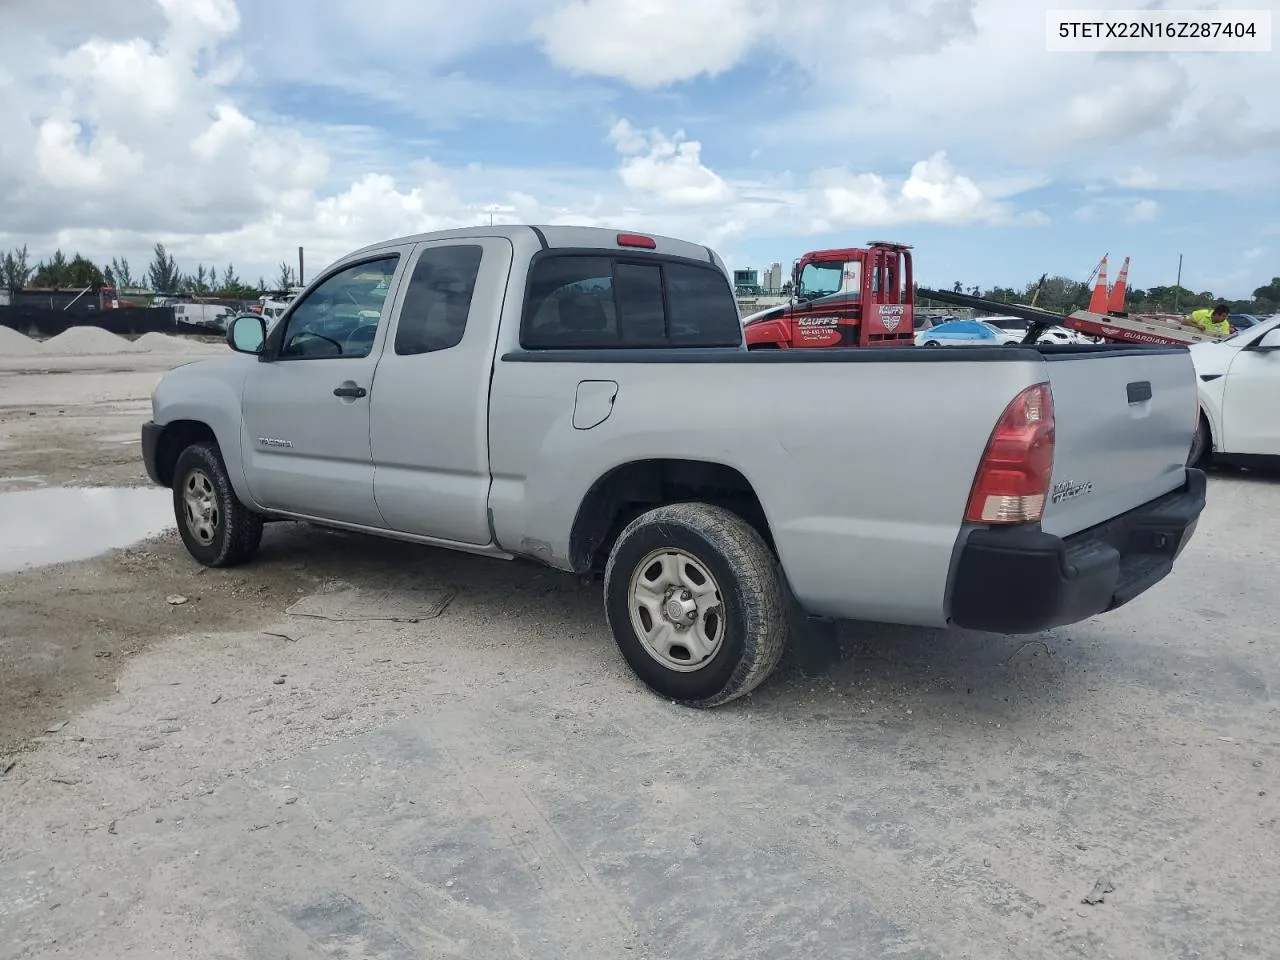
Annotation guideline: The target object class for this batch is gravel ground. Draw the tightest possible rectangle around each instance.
[0,352,1277,959]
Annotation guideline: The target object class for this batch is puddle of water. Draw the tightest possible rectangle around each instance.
[0,486,174,575]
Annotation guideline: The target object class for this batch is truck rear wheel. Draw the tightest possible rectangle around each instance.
[603,503,788,707]
[173,441,264,567]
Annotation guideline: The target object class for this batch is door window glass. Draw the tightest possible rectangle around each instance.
[279,256,398,359]
[394,245,483,355]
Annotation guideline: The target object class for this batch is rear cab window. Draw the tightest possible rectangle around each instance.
[520,253,740,349]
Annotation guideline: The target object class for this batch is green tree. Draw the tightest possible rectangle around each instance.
[147,243,182,294]
[31,249,69,287]
[218,262,241,296]
[1,245,34,292]
[110,256,137,289]
[1251,277,1280,313]
[188,264,211,296]
[66,254,104,288]
[275,262,295,291]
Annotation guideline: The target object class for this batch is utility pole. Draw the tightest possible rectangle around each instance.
[298,247,304,287]
[1173,253,1182,313]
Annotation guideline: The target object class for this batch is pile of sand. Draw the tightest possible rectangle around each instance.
[133,332,222,354]
[39,326,143,355]
[0,326,41,356]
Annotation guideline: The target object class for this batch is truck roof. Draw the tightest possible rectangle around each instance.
[344,224,726,275]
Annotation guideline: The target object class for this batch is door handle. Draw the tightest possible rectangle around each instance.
[333,384,367,398]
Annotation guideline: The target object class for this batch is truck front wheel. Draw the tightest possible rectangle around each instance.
[603,503,788,707]
[172,441,264,567]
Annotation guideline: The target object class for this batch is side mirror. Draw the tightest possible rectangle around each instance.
[1248,328,1280,352]
[227,315,266,354]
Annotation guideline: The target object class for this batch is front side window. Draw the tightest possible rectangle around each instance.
[278,256,398,359]
[394,245,483,355]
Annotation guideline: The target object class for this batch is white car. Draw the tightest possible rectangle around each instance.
[1188,315,1280,464]
[914,319,1024,347]
[1036,326,1091,345]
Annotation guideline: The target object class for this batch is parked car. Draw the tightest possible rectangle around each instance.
[1228,313,1261,334]
[1189,315,1280,464]
[140,225,1206,707]
[1035,325,1091,346]
[915,319,1024,346]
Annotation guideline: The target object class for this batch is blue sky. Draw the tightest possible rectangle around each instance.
[1,0,1277,297]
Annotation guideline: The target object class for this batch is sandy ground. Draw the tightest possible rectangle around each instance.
[0,350,1277,959]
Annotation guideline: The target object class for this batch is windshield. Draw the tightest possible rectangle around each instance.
[798,261,856,299]
[1224,314,1280,343]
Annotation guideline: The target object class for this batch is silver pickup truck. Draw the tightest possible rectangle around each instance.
[141,226,1206,707]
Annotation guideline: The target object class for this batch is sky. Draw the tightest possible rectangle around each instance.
[0,0,1277,297]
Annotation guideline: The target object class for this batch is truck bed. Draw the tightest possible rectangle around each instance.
[493,339,1195,625]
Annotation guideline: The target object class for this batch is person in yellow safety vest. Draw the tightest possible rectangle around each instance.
[1185,303,1231,337]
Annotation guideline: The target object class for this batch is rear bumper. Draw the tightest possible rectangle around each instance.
[948,468,1206,633]
[141,420,164,486]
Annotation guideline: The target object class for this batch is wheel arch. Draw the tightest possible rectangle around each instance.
[154,420,219,488]
[568,458,776,574]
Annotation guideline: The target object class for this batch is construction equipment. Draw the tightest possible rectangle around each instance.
[1058,254,1214,346]
[742,242,915,349]
[922,254,1219,347]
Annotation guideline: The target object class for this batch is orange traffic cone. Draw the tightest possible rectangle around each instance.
[1087,255,1109,313]
[1107,256,1130,315]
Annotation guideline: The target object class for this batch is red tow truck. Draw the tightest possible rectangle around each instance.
[744,243,1226,349]
[742,242,916,349]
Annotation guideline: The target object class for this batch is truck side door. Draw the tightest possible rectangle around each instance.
[239,251,406,527]
[369,237,514,544]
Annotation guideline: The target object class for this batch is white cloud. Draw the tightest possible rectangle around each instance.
[1059,61,1187,146]
[2,0,1272,299]
[535,0,772,87]
[1114,166,1158,189]
[35,120,143,190]
[1128,199,1159,223]
[0,0,1022,287]
[808,152,1023,231]
[608,121,733,205]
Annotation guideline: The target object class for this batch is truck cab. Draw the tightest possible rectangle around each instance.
[743,242,915,349]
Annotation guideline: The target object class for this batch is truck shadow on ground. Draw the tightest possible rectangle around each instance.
[249,522,1164,724]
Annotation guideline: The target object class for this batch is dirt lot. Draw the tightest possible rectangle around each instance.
[1,350,1277,959]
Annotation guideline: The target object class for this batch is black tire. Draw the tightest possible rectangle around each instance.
[172,441,264,567]
[603,502,788,708]
[924,340,940,347]
[1188,415,1211,467]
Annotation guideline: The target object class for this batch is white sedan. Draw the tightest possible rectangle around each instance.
[914,319,1024,347]
[1188,315,1280,464]
[1036,325,1094,345]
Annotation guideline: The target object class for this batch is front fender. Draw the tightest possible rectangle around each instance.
[152,357,258,508]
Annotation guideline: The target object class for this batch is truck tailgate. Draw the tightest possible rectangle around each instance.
[1038,347,1197,538]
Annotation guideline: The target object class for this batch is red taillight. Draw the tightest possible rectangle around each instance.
[617,232,656,249]
[964,382,1055,524]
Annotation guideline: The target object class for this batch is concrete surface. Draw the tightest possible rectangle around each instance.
[1,353,1277,959]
